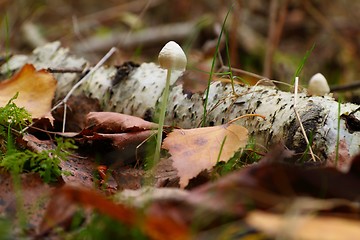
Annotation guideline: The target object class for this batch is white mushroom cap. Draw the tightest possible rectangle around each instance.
[308,73,330,96]
[158,41,187,71]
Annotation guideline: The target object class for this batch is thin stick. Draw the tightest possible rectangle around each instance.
[62,103,68,133]
[227,113,266,125]
[47,68,84,73]
[293,77,316,162]
[330,81,360,92]
[60,47,117,132]
[220,66,266,80]
[63,47,117,103]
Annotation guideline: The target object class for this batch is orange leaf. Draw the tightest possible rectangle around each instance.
[0,64,57,118]
[163,123,248,188]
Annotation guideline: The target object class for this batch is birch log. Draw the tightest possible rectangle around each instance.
[1,42,360,167]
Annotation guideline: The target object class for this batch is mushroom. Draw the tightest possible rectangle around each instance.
[154,41,187,163]
[308,73,330,96]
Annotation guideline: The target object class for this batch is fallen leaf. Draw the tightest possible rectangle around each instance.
[246,210,360,240]
[59,154,99,189]
[187,162,360,217]
[186,152,360,220]
[38,185,136,236]
[85,112,157,133]
[87,131,154,149]
[39,185,191,240]
[81,130,153,166]
[163,123,248,188]
[143,204,191,240]
[0,64,57,118]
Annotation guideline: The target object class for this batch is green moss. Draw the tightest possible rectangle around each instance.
[0,92,32,135]
[0,93,77,183]
[1,137,77,183]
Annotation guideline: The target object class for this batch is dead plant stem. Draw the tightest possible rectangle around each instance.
[293,77,316,162]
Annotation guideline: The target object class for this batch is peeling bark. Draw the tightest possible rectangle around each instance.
[1,42,360,166]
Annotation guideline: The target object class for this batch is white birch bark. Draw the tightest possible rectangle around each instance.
[1,42,359,166]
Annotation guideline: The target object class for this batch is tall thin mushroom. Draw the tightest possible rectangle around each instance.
[154,41,187,163]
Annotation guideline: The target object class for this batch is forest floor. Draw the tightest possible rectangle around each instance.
[1,0,360,239]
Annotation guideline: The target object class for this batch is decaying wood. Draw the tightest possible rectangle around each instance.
[1,42,360,166]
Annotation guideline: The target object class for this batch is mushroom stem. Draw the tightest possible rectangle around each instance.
[154,69,172,163]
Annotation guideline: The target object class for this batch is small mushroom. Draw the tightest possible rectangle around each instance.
[154,41,187,163]
[308,73,330,96]
[158,41,187,71]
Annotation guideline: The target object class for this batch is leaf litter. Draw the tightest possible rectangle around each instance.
[34,152,360,239]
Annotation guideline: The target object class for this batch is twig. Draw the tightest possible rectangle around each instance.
[47,68,84,73]
[219,66,267,84]
[293,77,316,162]
[330,81,360,92]
[227,113,266,125]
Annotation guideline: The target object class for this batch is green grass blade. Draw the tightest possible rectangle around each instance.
[291,43,316,84]
[216,136,227,164]
[201,6,232,127]
[224,30,236,94]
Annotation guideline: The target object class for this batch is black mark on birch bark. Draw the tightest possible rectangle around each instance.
[113,61,139,86]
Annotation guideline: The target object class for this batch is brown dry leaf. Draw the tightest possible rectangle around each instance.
[0,64,57,118]
[163,123,248,188]
[88,131,154,149]
[85,112,158,133]
[246,210,360,240]
[82,130,154,167]
[75,113,158,170]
